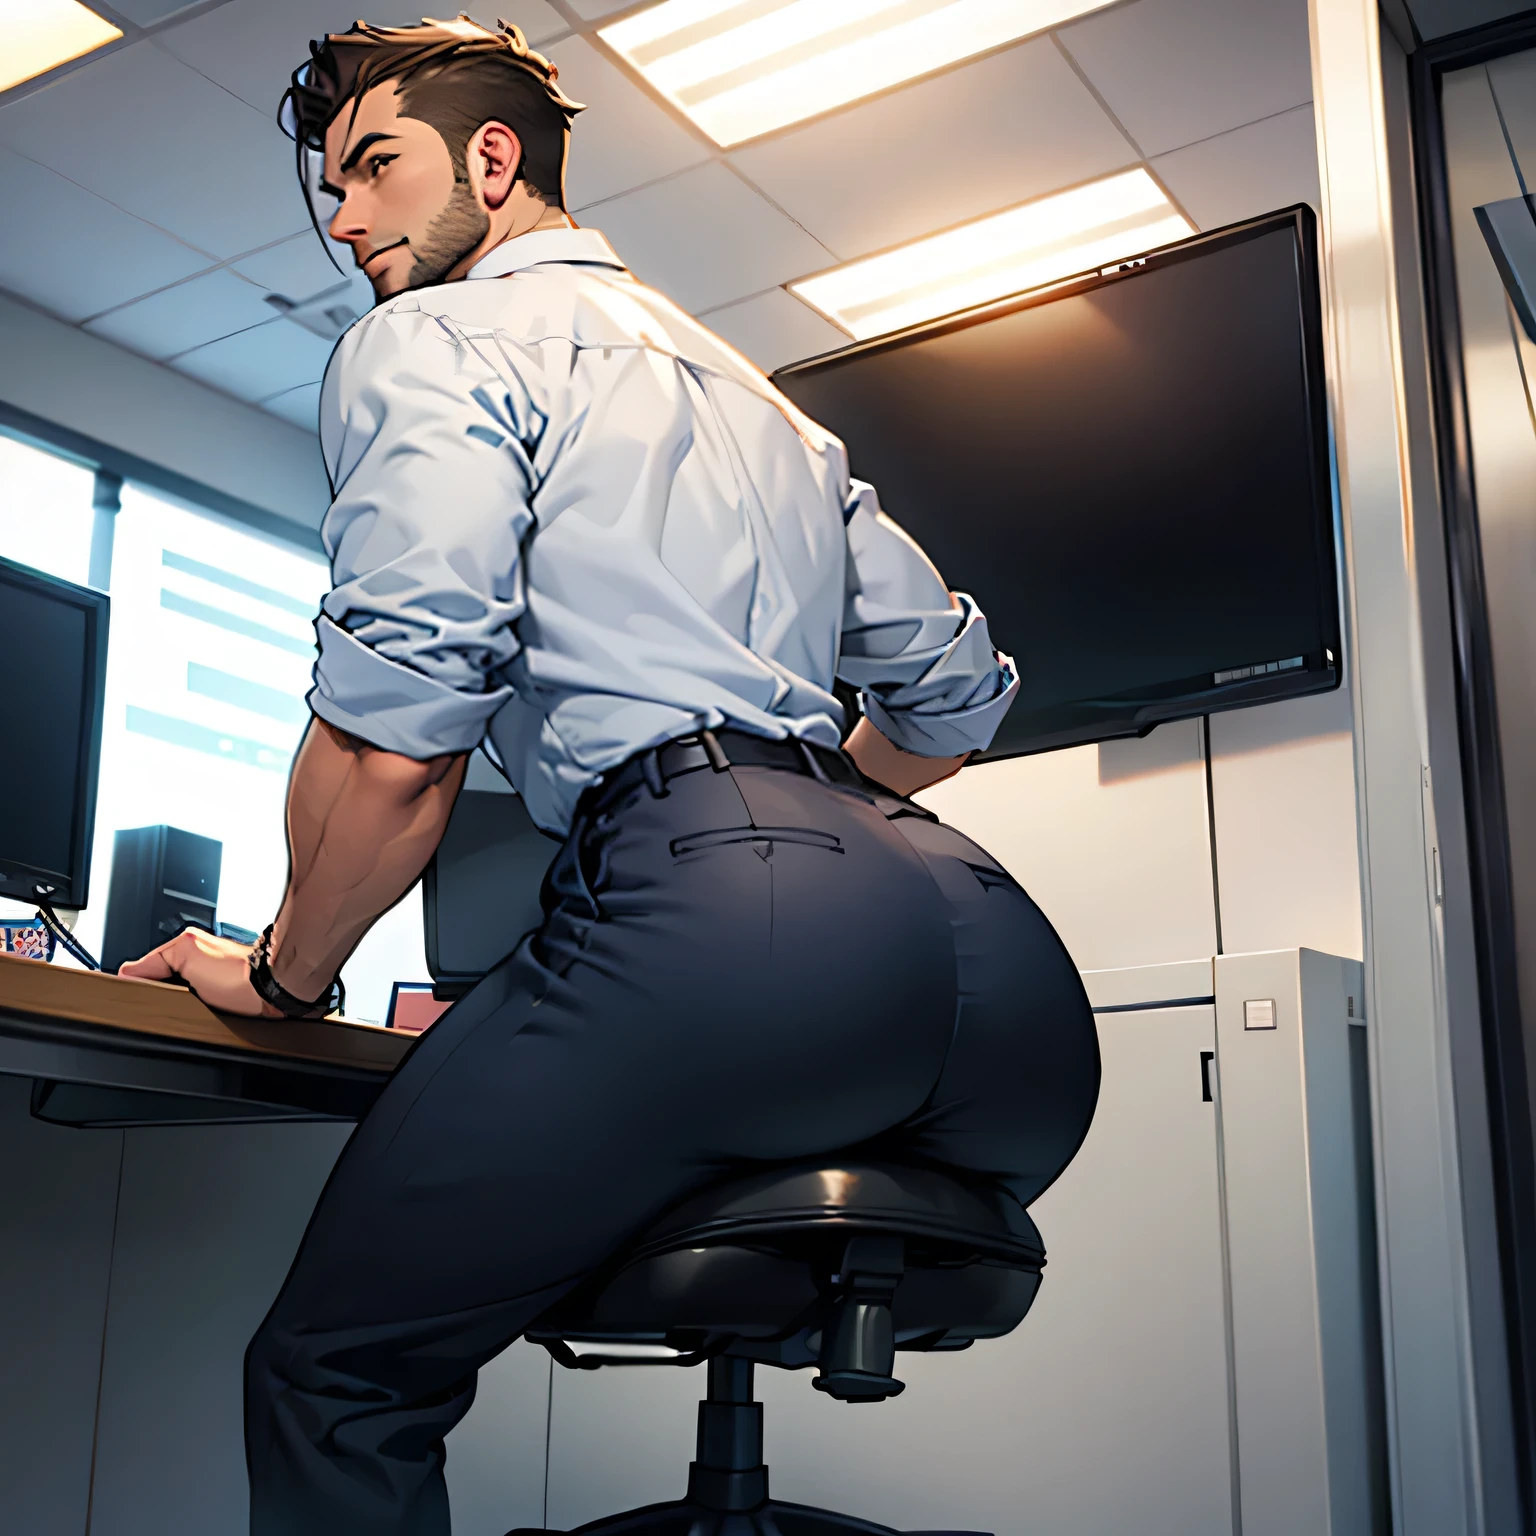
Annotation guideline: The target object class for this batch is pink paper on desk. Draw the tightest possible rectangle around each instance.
[391,991,452,1034]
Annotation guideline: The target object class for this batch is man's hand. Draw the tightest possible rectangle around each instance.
[845,717,969,798]
[118,928,280,1017]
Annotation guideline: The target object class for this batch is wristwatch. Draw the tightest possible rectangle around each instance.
[248,925,344,1020]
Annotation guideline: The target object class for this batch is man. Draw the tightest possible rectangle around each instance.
[122,18,1099,1535]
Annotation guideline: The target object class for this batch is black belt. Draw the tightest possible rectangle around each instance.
[586,727,862,817]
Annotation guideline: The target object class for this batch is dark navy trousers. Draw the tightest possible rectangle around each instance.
[245,754,1100,1535]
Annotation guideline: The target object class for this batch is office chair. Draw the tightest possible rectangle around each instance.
[510,1159,1045,1536]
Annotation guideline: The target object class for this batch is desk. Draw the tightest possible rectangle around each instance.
[0,952,409,1126]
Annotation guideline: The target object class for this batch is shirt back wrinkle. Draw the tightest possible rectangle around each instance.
[435,317,545,468]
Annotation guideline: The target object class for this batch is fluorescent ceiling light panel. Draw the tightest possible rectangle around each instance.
[0,0,122,93]
[601,0,1119,147]
[789,169,1195,340]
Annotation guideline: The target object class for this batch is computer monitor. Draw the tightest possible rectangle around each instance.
[772,205,1340,758]
[0,554,109,908]
[422,772,556,998]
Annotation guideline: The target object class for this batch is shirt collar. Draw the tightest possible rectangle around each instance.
[466,227,625,281]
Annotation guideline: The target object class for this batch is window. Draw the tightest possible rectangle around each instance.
[0,432,94,586]
[75,484,329,963]
[0,446,431,1025]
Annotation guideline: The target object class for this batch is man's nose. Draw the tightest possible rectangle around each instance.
[327,196,368,248]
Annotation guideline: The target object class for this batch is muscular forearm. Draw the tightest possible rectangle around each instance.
[269,718,468,1000]
[844,717,968,798]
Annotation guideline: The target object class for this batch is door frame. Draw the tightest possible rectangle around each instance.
[1411,11,1536,1522]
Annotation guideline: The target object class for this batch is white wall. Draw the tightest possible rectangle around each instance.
[0,292,329,536]
[1209,685,1363,959]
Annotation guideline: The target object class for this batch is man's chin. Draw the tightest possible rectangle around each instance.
[369,263,456,300]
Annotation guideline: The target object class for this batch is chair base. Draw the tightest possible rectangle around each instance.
[506,1502,990,1536]
[508,1361,994,1536]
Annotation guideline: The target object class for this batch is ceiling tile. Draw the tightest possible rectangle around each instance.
[154,0,569,120]
[1059,0,1312,157]
[231,231,334,296]
[261,380,322,432]
[170,315,335,401]
[111,0,211,22]
[557,35,712,211]
[565,0,640,17]
[232,231,373,314]
[589,161,833,313]
[0,40,307,258]
[85,268,278,360]
[1152,105,1320,232]
[730,38,1135,261]
[698,289,849,376]
[0,147,212,321]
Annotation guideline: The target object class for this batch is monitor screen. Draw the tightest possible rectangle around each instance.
[772,207,1340,758]
[0,555,109,906]
[423,782,556,996]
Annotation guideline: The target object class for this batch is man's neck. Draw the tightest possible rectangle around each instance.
[449,203,574,282]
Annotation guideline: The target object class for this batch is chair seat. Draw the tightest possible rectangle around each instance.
[626,1161,1044,1267]
[529,1161,1045,1363]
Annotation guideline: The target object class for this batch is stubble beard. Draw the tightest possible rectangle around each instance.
[405,179,491,290]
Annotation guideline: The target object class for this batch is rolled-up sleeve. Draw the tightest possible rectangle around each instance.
[837,478,1017,757]
[307,307,539,758]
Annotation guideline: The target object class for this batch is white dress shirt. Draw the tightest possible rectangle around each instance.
[308,227,1017,835]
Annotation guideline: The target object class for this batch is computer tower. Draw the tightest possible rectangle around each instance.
[101,825,221,975]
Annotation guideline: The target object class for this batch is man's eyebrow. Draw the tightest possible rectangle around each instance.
[339,131,400,175]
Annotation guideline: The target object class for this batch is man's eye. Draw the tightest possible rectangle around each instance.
[367,154,397,178]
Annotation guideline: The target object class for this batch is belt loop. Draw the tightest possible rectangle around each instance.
[699,728,731,773]
[795,736,830,784]
[641,748,669,799]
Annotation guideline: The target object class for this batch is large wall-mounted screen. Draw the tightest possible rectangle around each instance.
[773,206,1340,759]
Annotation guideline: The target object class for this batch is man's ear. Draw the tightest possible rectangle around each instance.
[467,120,524,210]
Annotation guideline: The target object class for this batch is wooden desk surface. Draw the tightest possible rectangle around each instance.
[0,952,413,1124]
[0,951,410,1072]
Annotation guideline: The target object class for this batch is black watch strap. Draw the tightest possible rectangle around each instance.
[248,925,344,1020]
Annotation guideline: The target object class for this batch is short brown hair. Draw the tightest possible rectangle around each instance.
[280,16,585,207]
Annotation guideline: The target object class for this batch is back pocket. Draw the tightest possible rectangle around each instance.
[670,825,843,857]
